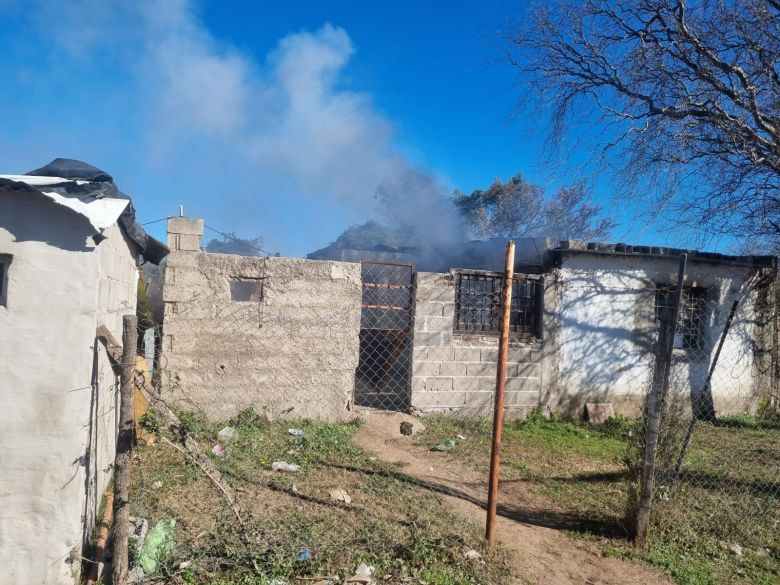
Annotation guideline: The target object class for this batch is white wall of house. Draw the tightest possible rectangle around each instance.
[555,253,767,416]
[0,190,137,585]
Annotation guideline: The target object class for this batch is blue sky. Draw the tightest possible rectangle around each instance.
[0,0,681,256]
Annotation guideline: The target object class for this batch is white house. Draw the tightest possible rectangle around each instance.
[0,159,168,585]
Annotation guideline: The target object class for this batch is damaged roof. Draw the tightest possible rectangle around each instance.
[552,240,776,268]
[0,158,169,264]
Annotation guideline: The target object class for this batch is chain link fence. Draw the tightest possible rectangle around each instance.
[633,264,780,563]
[125,256,512,585]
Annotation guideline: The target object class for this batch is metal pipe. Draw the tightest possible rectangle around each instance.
[485,240,515,546]
[85,491,114,585]
[635,253,687,546]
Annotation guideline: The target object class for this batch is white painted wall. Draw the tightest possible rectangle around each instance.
[0,190,137,585]
[555,253,763,416]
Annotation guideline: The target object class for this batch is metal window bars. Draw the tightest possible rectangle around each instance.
[455,272,542,340]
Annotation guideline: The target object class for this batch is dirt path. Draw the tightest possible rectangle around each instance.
[353,411,673,585]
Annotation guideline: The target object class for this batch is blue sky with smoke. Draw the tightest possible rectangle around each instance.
[0,0,682,256]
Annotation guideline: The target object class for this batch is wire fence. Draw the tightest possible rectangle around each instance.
[119,244,780,583]
[124,256,515,584]
[632,265,780,560]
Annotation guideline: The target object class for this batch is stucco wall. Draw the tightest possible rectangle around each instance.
[160,251,362,421]
[0,191,137,584]
[89,223,139,547]
[556,253,769,416]
[410,271,554,418]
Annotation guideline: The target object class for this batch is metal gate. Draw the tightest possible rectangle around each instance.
[354,261,416,411]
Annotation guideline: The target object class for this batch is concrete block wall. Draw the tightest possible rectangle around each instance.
[410,271,543,418]
[161,249,362,421]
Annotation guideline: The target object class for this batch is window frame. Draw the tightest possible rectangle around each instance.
[654,283,708,350]
[453,270,543,341]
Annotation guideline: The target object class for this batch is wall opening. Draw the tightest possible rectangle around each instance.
[230,279,263,302]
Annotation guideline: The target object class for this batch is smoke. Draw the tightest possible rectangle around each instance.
[22,0,463,252]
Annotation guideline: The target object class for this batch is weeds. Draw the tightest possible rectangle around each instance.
[130,408,508,584]
[420,412,780,585]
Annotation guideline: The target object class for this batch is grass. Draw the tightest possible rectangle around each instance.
[419,412,780,585]
[130,408,509,584]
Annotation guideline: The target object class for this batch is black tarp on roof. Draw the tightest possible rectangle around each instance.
[20,158,169,264]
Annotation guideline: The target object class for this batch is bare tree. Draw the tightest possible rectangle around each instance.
[509,0,780,249]
[453,175,615,241]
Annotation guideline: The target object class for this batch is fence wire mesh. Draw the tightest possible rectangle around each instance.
[634,266,780,565]
[124,247,780,584]
[124,257,516,585]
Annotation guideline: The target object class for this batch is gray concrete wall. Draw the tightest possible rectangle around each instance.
[160,251,362,421]
[410,271,550,418]
[0,191,138,584]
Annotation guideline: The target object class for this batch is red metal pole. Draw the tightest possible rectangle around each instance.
[486,240,515,546]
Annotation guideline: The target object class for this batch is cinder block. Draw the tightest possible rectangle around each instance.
[466,362,494,376]
[507,348,532,362]
[427,347,454,361]
[481,348,498,363]
[169,233,202,251]
[411,376,427,393]
[453,347,482,361]
[504,390,540,406]
[416,272,451,287]
[454,376,495,392]
[464,391,494,409]
[415,301,445,317]
[167,217,204,236]
[513,362,541,378]
[506,377,541,393]
[424,377,455,392]
[440,361,467,376]
[423,316,452,333]
[413,361,441,376]
[442,303,455,318]
[416,286,454,303]
[412,389,464,407]
[414,331,443,347]
[413,346,427,361]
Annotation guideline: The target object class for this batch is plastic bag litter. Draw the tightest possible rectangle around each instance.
[433,438,456,451]
[138,518,176,573]
[346,562,374,583]
[217,426,238,444]
[271,461,300,472]
[211,443,226,457]
[287,428,305,436]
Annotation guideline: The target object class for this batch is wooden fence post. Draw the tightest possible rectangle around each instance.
[485,240,515,546]
[635,254,686,546]
[112,315,137,585]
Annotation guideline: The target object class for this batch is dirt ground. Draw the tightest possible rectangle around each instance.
[353,410,674,585]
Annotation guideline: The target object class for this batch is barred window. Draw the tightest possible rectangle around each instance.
[455,272,543,340]
[655,285,707,349]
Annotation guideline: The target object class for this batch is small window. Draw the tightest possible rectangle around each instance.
[655,285,707,349]
[0,254,10,307]
[230,279,263,302]
[455,272,543,340]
